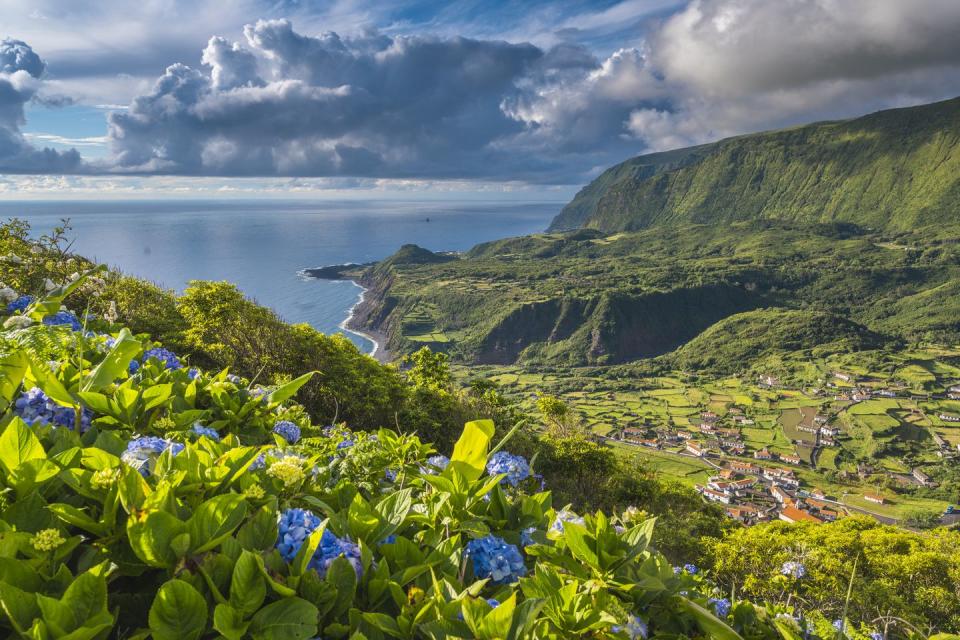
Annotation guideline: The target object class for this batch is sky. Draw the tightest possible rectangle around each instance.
[2,0,960,199]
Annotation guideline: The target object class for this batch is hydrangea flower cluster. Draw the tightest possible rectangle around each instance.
[275,508,362,578]
[14,387,93,431]
[120,436,185,477]
[336,439,355,451]
[129,347,181,374]
[613,614,648,639]
[708,597,731,617]
[423,454,450,474]
[272,420,301,444]
[42,310,82,331]
[6,294,33,313]
[520,526,537,547]
[683,563,698,575]
[485,451,530,486]
[465,535,527,584]
[550,509,586,535]
[781,561,806,579]
[191,424,219,441]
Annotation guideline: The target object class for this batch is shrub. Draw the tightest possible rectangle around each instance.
[0,264,805,639]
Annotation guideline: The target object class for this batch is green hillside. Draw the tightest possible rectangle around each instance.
[550,96,960,232]
[348,221,960,366]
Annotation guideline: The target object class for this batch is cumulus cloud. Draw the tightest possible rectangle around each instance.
[6,0,960,183]
[0,38,83,172]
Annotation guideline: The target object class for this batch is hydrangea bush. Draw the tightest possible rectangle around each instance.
[0,265,917,639]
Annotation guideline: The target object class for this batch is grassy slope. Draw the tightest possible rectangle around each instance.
[550,96,960,233]
[354,223,960,367]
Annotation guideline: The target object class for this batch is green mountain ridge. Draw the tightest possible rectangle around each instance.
[550,96,960,232]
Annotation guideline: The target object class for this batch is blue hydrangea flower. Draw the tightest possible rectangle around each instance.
[6,295,33,313]
[42,310,82,331]
[273,420,301,444]
[384,468,398,482]
[187,368,200,380]
[121,436,185,477]
[520,526,537,547]
[13,387,93,432]
[275,508,362,578]
[613,614,648,639]
[465,535,526,584]
[336,439,355,451]
[550,509,585,534]
[833,620,845,633]
[131,347,181,374]
[708,598,731,617]
[423,455,450,474]
[485,451,530,486]
[870,632,883,640]
[380,534,397,545]
[781,561,806,579]
[191,424,219,441]
[683,563,698,575]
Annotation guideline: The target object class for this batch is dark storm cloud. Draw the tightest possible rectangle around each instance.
[0,38,83,172]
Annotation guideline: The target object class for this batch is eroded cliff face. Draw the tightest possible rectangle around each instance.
[472,284,763,365]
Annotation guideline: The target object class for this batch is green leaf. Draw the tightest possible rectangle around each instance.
[148,579,208,640]
[265,371,316,405]
[325,556,358,619]
[238,504,280,551]
[186,494,248,553]
[446,419,495,484]
[59,571,110,629]
[562,521,599,570]
[230,551,266,617]
[0,581,41,635]
[248,597,319,640]
[81,328,141,392]
[0,350,28,405]
[214,603,250,640]
[127,511,187,568]
[0,417,46,474]
[678,596,744,640]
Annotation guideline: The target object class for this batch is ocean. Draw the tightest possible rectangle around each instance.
[0,199,559,353]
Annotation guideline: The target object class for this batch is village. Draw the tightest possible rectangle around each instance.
[604,371,960,527]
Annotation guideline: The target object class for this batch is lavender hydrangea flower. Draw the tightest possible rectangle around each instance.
[870,632,883,640]
[6,295,33,313]
[485,451,530,486]
[708,597,731,617]
[275,508,362,578]
[781,561,807,579]
[423,455,450,474]
[130,347,181,374]
[42,310,82,331]
[121,436,185,477]
[191,424,219,441]
[384,468,398,482]
[272,420,301,444]
[550,509,585,534]
[465,535,526,584]
[13,387,93,431]
[613,614,648,639]
[520,526,537,547]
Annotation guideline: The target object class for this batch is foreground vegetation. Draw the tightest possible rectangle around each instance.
[1,219,959,638]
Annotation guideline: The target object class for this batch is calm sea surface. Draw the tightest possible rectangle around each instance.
[0,199,559,352]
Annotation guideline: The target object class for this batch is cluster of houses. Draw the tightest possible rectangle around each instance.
[694,460,849,525]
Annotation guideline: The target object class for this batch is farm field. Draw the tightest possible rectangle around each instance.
[458,348,960,523]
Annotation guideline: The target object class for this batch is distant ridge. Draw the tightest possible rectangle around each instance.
[550,96,960,232]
